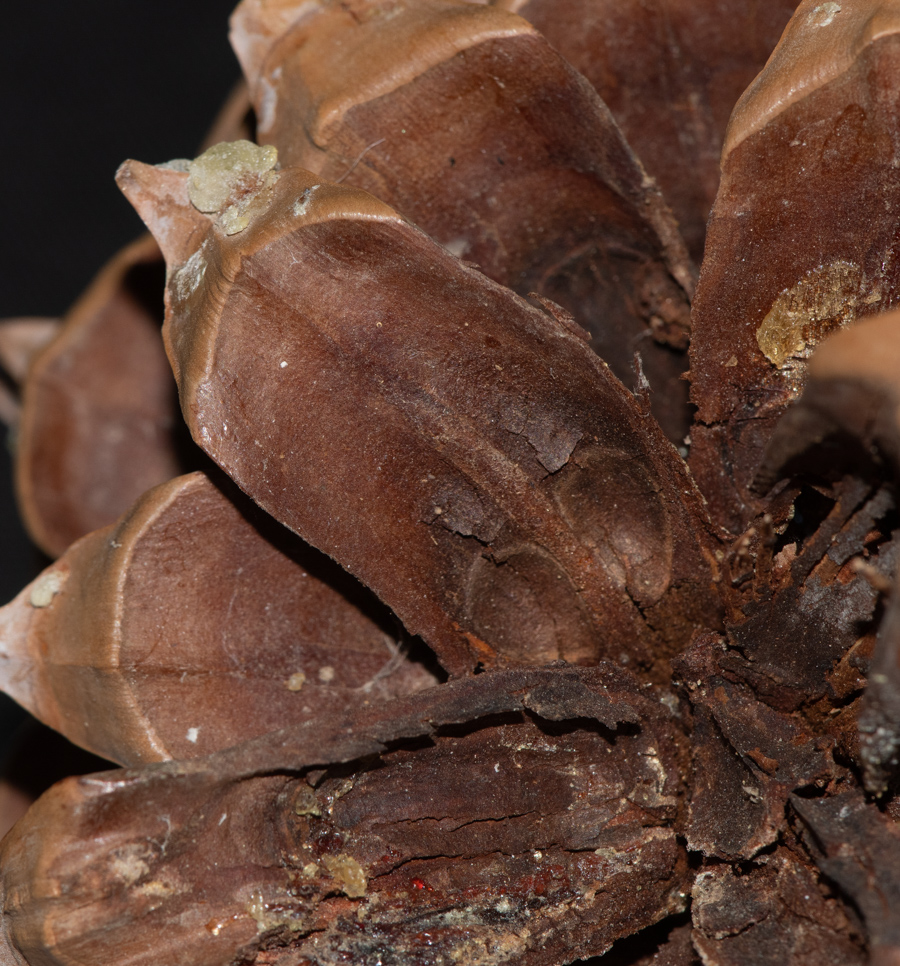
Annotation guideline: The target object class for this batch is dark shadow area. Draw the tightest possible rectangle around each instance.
[1,0,242,321]
[1,0,242,777]
[572,912,694,965]
[1,717,116,799]
[773,483,837,557]
[210,467,449,683]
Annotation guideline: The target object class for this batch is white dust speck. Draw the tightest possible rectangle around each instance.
[443,238,468,258]
[29,571,65,608]
[256,76,279,134]
[174,247,207,300]
[292,186,318,218]
[809,2,840,27]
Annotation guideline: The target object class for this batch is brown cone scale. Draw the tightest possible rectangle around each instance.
[14,236,182,558]
[482,0,799,264]
[689,0,900,534]
[0,667,689,966]
[0,471,434,766]
[0,317,60,429]
[118,153,722,679]
[230,0,698,442]
[8,1,900,962]
[691,844,865,965]
[758,310,900,795]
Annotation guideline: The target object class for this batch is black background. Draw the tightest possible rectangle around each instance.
[1,0,243,749]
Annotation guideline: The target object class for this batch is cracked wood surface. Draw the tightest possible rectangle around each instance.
[0,666,688,966]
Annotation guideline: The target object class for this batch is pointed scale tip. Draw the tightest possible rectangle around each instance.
[230,0,315,87]
[0,317,60,386]
[116,159,211,269]
[0,562,69,725]
[723,0,900,161]
[0,317,60,428]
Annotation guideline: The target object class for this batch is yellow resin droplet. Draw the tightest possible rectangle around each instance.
[322,853,367,898]
[757,260,863,368]
[188,140,278,214]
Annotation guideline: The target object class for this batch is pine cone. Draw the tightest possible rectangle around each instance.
[3,1,900,964]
